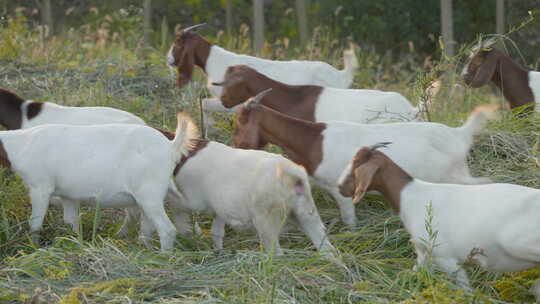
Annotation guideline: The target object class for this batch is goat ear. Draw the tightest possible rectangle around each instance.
[470,51,498,88]
[176,47,195,88]
[351,163,379,205]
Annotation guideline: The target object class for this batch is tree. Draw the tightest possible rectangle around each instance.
[440,0,455,57]
[253,0,264,53]
[36,0,53,37]
[143,0,153,46]
[496,0,504,35]
[295,0,308,44]
[226,0,233,36]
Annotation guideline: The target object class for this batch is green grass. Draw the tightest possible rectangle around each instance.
[0,16,539,303]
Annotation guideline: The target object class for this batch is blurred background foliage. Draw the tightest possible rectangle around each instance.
[1,0,539,64]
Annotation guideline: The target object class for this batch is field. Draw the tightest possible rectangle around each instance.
[1,15,540,303]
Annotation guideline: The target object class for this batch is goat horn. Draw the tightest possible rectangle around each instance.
[183,23,207,33]
[369,142,392,151]
[245,88,272,109]
[253,88,272,102]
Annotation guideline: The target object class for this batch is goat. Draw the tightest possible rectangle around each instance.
[338,143,540,299]
[212,64,420,123]
[462,39,540,113]
[0,113,195,250]
[0,88,156,236]
[233,91,495,228]
[136,112,336,256]
[166,23,358,133]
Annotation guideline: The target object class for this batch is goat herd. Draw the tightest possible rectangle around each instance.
[0,23,539,297]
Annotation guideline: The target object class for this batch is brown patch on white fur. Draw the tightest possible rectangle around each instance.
[27,101,44,120]
[463,48,534,112]
[0,88,24,129]
[213,65,323,122]
[234,102,325,175]
[338,145,412,213]
[174,139,209,176]
[170,30,212,87]
[0,139,11,168]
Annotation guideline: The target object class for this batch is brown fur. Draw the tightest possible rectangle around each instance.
[338,147,412,214]
[171,31,212,88]
[0,139,11,168]
[27,101,44,120]
[0,88,24,129]
[233,103,325,175]
[464,48,534,112]
[215,65,323,122]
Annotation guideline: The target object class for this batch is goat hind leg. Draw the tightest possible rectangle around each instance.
[211,217,226,251]
[28,187,53,245]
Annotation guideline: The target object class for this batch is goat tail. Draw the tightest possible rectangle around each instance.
[460,104,499,137]
[172,112,200,163]
[276,162,311,198]
[342,44,359,86]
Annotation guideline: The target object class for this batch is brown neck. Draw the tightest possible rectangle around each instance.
[255,106,325,175]
[174,139,209,175]
[246,75,322,122]
[193,36,212,72]
[0,90,24,130]
[370,163,412,214]
[491,54,534,110]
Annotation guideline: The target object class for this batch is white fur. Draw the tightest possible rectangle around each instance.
[142,140,336,256]
[528,71,540,112]
[15,99,148,235]
[315,88,420,123]
[21,101,145,128]
[313,109,493,227]
[398,179,540,296]
[1,119,191,251]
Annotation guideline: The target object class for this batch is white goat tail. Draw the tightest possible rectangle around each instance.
[276,163,309,196]
[172,112,200,162]
[460,104,499,137]
[342,45,359,86]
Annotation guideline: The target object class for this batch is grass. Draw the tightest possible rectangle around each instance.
[0,15,539,303]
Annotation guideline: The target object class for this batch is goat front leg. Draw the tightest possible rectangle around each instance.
[436,258,471,292]
[28,187,53,245]
[329,189,358,229]
[211,216,226,251]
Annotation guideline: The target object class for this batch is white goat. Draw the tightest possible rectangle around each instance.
[0,88,151,236]
[213,65,421,123]
[0,113,194,251]
[138,114,336,256]
[234,91,495,228]
[166,24,358,132]
[338,143,540,299]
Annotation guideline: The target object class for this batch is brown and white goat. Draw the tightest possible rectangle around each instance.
[212,65,419,123]
[166,24,358,133]
[233,91,494,227]
[338,143,540,299]
[462,42,540,113]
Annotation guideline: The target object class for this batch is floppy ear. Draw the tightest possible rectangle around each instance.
[352,162,379,204]
[470,52,499,88]
[176,44,195,88]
